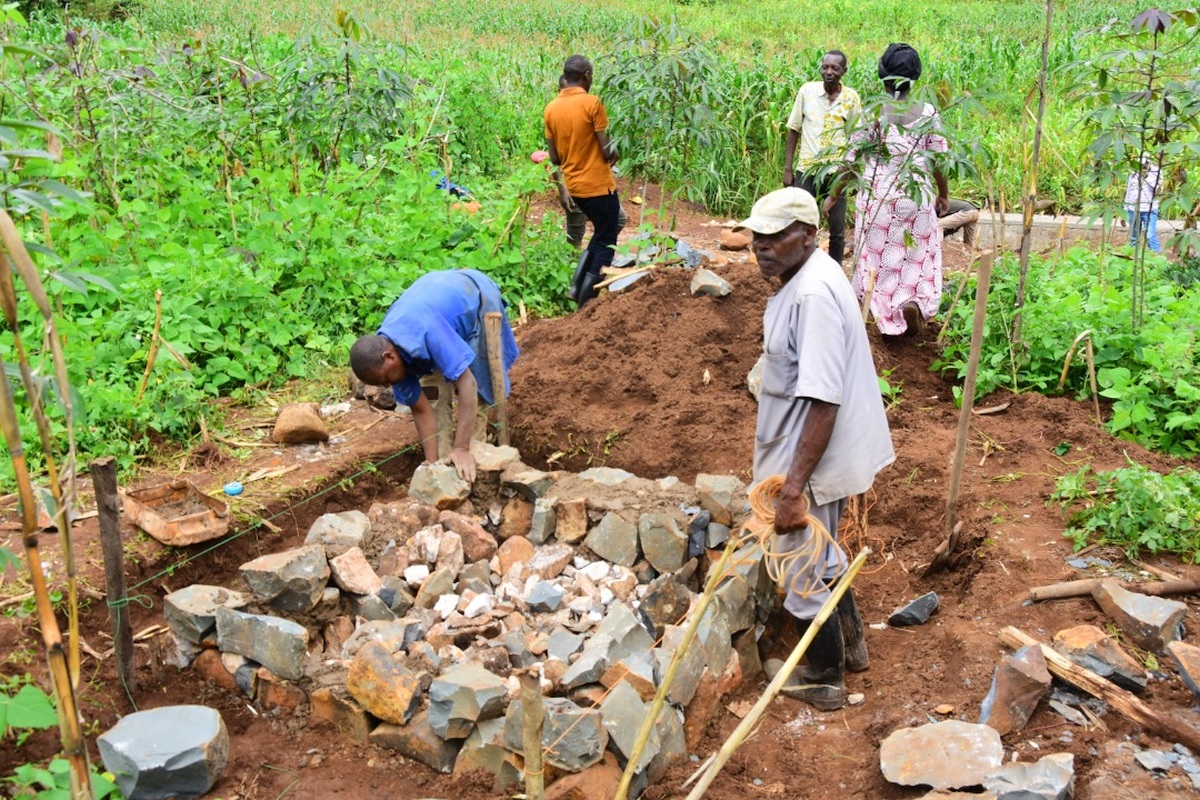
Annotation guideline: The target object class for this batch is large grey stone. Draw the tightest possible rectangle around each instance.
[1052,625,1147,693]
[696,606,733,676]
[979,645,1052,735]
[1093,580,1187,653]
[409,463,470,509]
[647,703,687,782]
[600,654,658,701]
[97,705,228,800]
[690,268,733,297]
[983,752,1074,800]
[594,603,656,662]
[214,608,307,681]
[527,581,566,613]
[428,661,508,739]
[346,640,422,725]
[505,697,608,773]
[657,626,707,706]
[455,717,520,791]
[163,585,249,644]
[695,474,745,526]
[600,679,660,774]
[713,573,755,633]
[370,710,461,774]
[529,498,558,544]
[304,510,370,558]
[239,544,329,612]
[585,513,640,567]
[562,635,616,689]
[638,512,687,574]
[880,721,1004,790]
[547,628,585,662]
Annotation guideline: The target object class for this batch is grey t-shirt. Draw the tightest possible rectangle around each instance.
[753,249,895,504]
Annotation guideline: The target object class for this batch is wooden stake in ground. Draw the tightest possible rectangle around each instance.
[684,549,870,800]
[91,457,135,692]
[925,252,994,577]
[483,311,509,446]
[519,670,545,800]
[999,626,1200,752]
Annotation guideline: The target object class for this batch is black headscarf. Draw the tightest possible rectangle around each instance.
[878,43,922,83]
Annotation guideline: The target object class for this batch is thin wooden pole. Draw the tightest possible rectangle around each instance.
[925,254,993,577]
[685,549,870,800]
[91,457,134,692]
[483,311,509,446]
[1027,578,1200,603]
[519,670,544,800]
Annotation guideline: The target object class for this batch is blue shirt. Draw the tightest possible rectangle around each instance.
[377,269,518,407]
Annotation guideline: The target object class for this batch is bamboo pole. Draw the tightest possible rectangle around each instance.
[91,457,134,692]
[1000,626,1200,752]
[519,670,545,800]
[1011,0,1053,346]
[925,252,993,577]
[685,549,869,800]
[483,311,509,446]
[613,535,741,800]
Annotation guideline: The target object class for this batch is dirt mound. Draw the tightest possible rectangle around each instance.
[510,260,767,482]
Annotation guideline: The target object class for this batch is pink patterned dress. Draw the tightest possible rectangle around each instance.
[849,103,948,335]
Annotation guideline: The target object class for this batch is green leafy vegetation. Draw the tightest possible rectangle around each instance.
[1051,461,1200,562]
[936,247,1200,456]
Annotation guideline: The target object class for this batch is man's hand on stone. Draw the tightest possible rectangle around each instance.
[450,447,476,484]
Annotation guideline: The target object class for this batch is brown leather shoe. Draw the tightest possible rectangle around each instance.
[901,302,923,336]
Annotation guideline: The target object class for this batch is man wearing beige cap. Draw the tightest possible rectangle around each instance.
[738,187,894,710]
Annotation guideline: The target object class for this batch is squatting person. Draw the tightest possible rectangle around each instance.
[349,269,519,483]
[736,187,895,710]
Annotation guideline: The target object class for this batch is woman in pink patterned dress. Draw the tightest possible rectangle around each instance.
[834,43,949,336]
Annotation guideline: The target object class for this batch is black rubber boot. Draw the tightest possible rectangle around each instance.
[575,270,602,309]
[782,614,846,711]
[838,588,870,672]
[567,250,591,302]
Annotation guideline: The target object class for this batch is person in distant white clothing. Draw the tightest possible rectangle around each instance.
[1125,158,1162,253]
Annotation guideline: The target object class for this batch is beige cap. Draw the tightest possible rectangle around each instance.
[734,187,819,234]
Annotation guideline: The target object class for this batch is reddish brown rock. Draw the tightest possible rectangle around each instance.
[309,687,373,744]
[545,751,623,800]
[256,668,306,711]
[497,536,535,576]
[439,510,498,563]
[192,649,238,692]
[556,499,589,544]
[683,669,719,752]
[272,402,329,443]
[323,616,355,654]
[498,497,534,541]
[329,546,383,595]
[717,649,744,696]
[719,229,751,251]
[346,640,422,725]
[1167,640,1200,700]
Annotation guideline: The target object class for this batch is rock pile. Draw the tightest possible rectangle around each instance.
[157,442,766,792]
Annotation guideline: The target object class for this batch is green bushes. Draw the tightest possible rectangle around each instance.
[936,247,1200,456]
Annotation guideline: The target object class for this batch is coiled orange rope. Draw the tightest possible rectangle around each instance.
[742,474,837,599]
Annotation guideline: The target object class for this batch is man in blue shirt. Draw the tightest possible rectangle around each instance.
[350,269,520,482]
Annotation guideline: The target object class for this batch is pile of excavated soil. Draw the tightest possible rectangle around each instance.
[510,260,767,482]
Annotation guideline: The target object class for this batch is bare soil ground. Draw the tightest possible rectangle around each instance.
[1,185,1196,800]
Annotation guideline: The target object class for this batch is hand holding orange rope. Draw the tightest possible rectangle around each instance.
[742,475,836,599]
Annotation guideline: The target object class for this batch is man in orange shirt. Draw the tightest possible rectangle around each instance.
[544,55,620,307]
